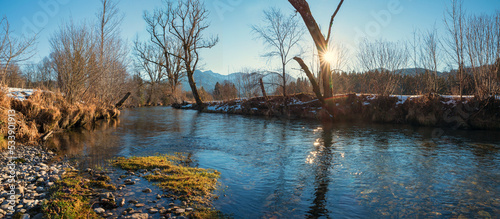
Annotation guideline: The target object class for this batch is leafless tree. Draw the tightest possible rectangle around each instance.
[420,28,441,93]
[444,0,466,98]
[50,21,97,103]
[465,14,499,99]
[288,0,345,103]
[95,0,129,103]
[252,7,304,97]
[357,39,408,95]
[0,16,37,85]
[234,68,262,98]
[168,0,218,108]
[133,40,167,104]
[141,2,185,100]
[37,57,56,89]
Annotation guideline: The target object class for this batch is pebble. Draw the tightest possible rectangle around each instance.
[117,198,126,207]
[175,208,186,214]
[148,208,158,214]
[142,188,152,193]
[94,207,106,214]
[0,145,75,217]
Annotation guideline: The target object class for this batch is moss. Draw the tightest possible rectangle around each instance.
[13,158,27,163]
[112,153,222,211]
[42,171,102,219]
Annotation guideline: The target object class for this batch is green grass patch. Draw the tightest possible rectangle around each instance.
[111,153,220,204]
[42,170,101,219]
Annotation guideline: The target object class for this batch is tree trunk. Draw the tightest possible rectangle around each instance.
[259,78,268,100]
[115,92,131,108]
[187,69,204,108]
[288,0,333,99]
[293,57,325,104]
[282,63,287,97]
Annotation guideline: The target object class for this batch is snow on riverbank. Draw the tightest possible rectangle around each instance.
[4,88,36,100]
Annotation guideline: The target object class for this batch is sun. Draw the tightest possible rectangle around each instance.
[322,51,336,65]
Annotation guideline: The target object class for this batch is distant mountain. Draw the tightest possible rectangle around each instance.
[181,70,296,94]
[399,68,443,76]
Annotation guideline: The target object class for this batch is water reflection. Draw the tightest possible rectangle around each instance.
[48,119,121,169]
[307,126,334,218]
[48,107,500,218]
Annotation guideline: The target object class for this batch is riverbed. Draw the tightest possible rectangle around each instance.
[48,107,500,218]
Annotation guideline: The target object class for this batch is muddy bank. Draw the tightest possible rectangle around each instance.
[173,93,500,130]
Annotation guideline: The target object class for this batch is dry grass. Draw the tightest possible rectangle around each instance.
[0,89,120,146]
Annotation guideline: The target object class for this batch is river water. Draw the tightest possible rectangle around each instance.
[49,107,500,218]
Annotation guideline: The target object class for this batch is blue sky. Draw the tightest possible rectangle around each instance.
[1,0,499,76]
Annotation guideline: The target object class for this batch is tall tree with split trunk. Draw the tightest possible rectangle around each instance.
[168,0,218,109]
[288,0,345,103]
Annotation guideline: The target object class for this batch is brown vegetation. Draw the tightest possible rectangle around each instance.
[0,89,119,148]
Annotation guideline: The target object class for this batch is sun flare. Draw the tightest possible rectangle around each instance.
[322,51,336,65]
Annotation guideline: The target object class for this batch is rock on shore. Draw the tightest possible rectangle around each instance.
[0,145,75,218]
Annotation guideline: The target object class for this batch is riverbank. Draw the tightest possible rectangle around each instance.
[0,145,76,218]
[0,88,120,149]
[173,93,500,130]
[0,144,224,218]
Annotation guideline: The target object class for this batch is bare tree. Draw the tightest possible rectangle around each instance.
[133,40,167,104]
[95,0,128,103]
[0,16,37,84]
[357,39,408,95]
[444,0,466,98]
[50,21,97,103]
[288,0,345,102]
[465,14,499,99]
[142,2,185,100]
[37,57,56,89]
[420,28,441,93]
[252,7,304,97]
[168,0,218,108]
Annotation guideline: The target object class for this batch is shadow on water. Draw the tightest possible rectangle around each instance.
[46,107,500,218]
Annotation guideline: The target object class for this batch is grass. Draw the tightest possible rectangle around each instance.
[0,89,120,146]
[112,153,228,218]
[42,170,102,219]
[112,153,220,204]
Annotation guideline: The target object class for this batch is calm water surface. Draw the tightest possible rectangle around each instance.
[50,107,500,218]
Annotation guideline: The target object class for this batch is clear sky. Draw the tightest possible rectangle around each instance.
[1,0,499,77]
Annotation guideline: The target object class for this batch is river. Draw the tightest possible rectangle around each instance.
[48,106,500,218]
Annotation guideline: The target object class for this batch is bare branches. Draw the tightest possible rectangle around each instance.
[326,0,345,43]
[95,0,128,103]
[168,0,218,107]
[50,21,96,103]
[252,7,304,97]
[357,39,408,95]
[444,0,466,98]
[0,16,37,84]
